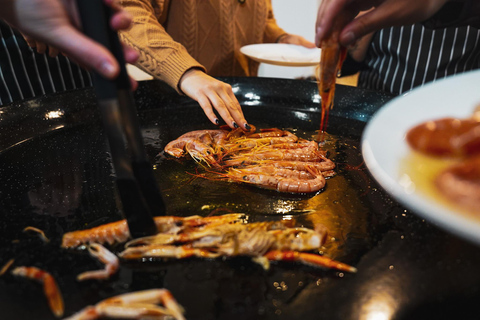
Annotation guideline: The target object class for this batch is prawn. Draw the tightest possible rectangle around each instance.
[406,117,480,158]
[224,165,326,193]
[318,14,349,134]
[224,146,326,165]
[164,129,227,166]
[119,217,356,273]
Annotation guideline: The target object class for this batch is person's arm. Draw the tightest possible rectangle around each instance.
[118,0,204,92]
[422,0,480,29]
[263,0,315,48]
[315,0,451,48]
[263,0,288,43]
[118,0,250,130]
[0,0,137,79]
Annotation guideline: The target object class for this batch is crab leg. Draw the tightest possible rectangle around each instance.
[77,243,119,281]
[64,289,185,320]
[119,245,220,260]
[11,266,64,318]
[264,250,357,273]
[23,226,50,243]
[0,258,14,276]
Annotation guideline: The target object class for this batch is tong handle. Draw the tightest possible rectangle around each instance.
[76,0,160,237]
[76,0,119,100]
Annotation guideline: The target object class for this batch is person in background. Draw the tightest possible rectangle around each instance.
[0,0,138,105]
[0,20,93,105]
[316,0,480,96]
[315,0,480,49]
[341,21,480,95]
[118,0,315,130]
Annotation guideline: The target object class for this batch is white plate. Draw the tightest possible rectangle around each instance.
[240,44,321,67]
[126,64,153,81]
[362,69,480,245]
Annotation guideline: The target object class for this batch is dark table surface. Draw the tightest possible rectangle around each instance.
[1,77,480,320]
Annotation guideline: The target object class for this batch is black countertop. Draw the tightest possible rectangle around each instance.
[0,77,479,320]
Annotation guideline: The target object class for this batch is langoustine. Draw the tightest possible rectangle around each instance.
[62,213,245,248]
[62,214,356,273]
[223,165,327,193]
[163,126,335,194]
[119,217,356,273]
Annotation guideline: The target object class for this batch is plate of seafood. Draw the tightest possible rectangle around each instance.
[362,69,480,245]
[240,43,321,66]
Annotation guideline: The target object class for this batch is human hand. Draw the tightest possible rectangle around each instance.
[0,0,139,79]
[277,34,316,48]
[179,69,251,130]
[21,33,60,57]
[315,0,449,47]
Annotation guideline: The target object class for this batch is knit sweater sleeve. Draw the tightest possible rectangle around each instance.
[118,0,206,93]
[262,0,287,43]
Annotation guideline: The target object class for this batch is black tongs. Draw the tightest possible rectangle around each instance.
[76,0,164,238]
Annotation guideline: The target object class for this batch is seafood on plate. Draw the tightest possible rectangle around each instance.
[64,289,185,320]
[11,266,64,318]
[406,117,480,158]
[406,108,480,212]
[163,126,335,194]
[62,214,356,273]
[435,155,480,212]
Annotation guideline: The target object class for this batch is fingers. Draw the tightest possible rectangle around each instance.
[122,43,139,64]
[197,86,248,130]
[298,37,317,49]
[196,95,220,126]
[22,34,37,49]
[35,41,47,54]
[210,86,249,130]
[316,0,449,47]
[48,27,120,79]
[23,35,59,57]
[110,9,133,30]
[279,34,316,48]
[47,46,60,57]
[316,0,377,47]
[316,0,349,46]
[337,1,434,47]
[179,70,251,130]
[129,76,138,91]
[339,9,384,47]
[103,0,123,12]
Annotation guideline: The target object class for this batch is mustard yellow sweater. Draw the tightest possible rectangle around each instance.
[118,0,286,92]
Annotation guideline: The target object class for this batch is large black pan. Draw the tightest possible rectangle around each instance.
[1,78,480,320]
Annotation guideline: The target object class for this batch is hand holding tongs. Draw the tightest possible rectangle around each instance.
[76,0,164,238]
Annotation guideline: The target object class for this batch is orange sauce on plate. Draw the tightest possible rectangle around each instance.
[401,151,479,217]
